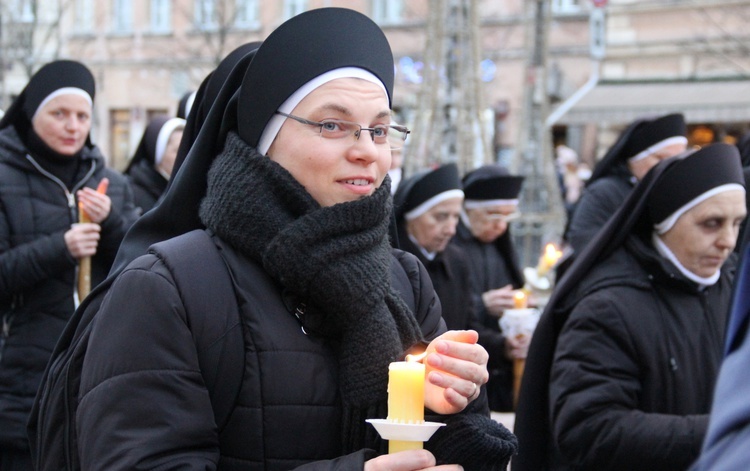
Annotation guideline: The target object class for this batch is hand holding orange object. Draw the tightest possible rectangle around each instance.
[422,330,489,415]
[77,178,110,223]
[76,178,109,301]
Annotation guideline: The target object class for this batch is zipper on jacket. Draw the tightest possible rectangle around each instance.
[0,295,19,364]
[25,154,96,222]
[294,303,308,335]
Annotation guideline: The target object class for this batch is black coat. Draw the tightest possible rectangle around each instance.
[126,159,167,214]
[0,126,138,450]
[396,226,476,331]
[565,173,634,253]
[547,235,731,470]
[77,236,446,469]
[451,222,523,412]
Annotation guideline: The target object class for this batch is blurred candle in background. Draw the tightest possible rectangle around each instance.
[513,290,528,309]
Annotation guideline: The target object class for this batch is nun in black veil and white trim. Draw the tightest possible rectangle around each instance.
[30,41,264,471]
[72,8,515,470]
[0,59,138,469]
[513,143,746,471]
[172,41,263,179]
[124,115,185,214]
[565,113,688,254]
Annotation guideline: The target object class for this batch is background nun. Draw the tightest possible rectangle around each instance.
[513,143,746,471]
[74,8,516,470]
[0,59,138,469]
[124,115,185,214]
[450,164,526,413]
[30,40,264,471]
[565,113,688,254]
[393,163,473,331]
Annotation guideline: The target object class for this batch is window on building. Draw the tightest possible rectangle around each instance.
[195,0,217,30]
[283,0,307,20]
[551,0,582,14]
[75,0,95,32]
[8,0,34,22]
[372,0,404,25]
[110,109,131,171]
[111,0,133,33]
[150,0,171,33]
[235,0,259,28]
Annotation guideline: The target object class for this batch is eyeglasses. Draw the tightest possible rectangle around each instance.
[276,111,410,150]
[483,211,521,223]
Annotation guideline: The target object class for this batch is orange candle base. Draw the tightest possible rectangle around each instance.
[389,440,422,454]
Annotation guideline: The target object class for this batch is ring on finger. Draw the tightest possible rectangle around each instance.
[470,382,478,399]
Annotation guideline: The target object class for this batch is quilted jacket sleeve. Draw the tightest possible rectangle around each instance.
[77,255,220,470]
[549,293,707,470]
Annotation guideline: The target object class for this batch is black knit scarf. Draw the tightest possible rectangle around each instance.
[200,132,424,454]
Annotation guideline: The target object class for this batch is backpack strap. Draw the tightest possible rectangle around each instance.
[149,229,244,432]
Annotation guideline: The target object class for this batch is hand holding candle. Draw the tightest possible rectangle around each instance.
[76,178,110,224]
[76,179,109,301]
[422,330,489,415]
[370,331,488,455]
[499,308,541,406]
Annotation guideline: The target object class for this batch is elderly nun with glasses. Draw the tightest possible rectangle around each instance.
[74,8,517,470]
[450,164,526,413]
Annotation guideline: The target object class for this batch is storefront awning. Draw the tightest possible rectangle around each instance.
[555,80,750,126]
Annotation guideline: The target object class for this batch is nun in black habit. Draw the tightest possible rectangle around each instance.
[73,8,515,470]
[565,113,688,254]
[513,143,746,471]
[450,165,525,412]
[29,40,264,471]
[124,115,185,214]
[393,163,474,331]
[0,60,138,468]
[172,41,263,178]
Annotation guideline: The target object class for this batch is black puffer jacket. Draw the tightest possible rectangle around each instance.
[0,126,138,450]
[451,223,522,412]
[548,235,732,470]
[565,172,634,253]
[77,235,445,469]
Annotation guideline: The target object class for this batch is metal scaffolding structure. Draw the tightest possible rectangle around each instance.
[404,0,492,176]
[512,0,566,269]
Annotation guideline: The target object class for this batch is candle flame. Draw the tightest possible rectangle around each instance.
[537,242,563,276]
[405,351,428,363]
[513,290,528,309]
[544,243,563,263]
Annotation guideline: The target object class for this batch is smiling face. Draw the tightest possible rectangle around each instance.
[266,78,392,207]
[406,197,463,253]
[31,93,92,156]
[659,190,746,277]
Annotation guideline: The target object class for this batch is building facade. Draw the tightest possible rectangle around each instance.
[2,0,749,170]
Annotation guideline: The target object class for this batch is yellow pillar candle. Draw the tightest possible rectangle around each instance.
[387,360,425,453]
